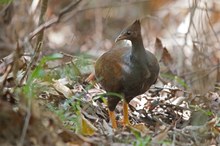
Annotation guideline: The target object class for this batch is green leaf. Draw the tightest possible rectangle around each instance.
[22,53,64,99]
[161,73,188,88]
[71,62,82,77]
[72,54,94,75]
[40,53,63,65]
[43,53,63,61]
[29,66,45,81]
[0,0,12,4]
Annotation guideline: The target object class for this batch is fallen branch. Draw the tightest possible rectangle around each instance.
[28,0,82,40]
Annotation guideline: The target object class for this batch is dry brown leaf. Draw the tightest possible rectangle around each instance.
[85,72,95,83]
[161,47,173,66]
[131,123,151,136]
[58,130,90,146]
[78,113,97,136]
[154,38,174,75]
[206,92,220,114]
[53,79,73,98]
[154,38,164,61]
[152,126,170,144]
[102,119,114,135]
[206,116,220,135]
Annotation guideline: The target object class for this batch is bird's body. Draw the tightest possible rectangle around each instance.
[95,45,159,111]
[95,20,159,128]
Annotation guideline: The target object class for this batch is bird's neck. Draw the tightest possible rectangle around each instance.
[131,37,146,59]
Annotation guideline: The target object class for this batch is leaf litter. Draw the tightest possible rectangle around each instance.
[1,51,220,145]
[1,0,220,145]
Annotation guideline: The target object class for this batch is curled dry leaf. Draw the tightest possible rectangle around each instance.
[58,130,90,145]
[85,72,95,83]
[53,78,73,98]
[161,47,173,67]
[206,116,220,135]
[102,120,114,135]
[206,92,220,114]
[152,126,170,144]
[154,38,164,61]
[154,38,173,67]
[78,113,97,136]
[131,123,151,136]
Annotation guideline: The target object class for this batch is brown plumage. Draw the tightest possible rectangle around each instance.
[95,20,159,128]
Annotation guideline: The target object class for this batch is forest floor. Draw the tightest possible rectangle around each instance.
[1,0,220,146]
[1,52,220,146]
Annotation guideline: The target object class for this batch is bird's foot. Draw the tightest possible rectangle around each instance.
[117,118,132,128]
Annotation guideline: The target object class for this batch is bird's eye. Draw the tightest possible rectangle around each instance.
[126,31,131,35]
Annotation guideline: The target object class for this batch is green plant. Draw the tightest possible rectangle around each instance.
[132,134,151,146]
[22,53,63,98]
[161,73,188,88]
[0,0,12,4]
[190,105,213,116]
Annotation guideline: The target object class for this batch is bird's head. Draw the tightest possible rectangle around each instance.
[115,20,141,43]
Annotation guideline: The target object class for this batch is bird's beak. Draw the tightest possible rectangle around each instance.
[115,34,126,43]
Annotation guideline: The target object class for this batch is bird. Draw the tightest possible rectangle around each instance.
[95,20,160,129]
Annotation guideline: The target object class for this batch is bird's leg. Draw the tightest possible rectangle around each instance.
[123,101,131,126]
[108,109,117,129]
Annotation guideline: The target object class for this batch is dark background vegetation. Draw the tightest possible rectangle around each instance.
[1,0,220,145]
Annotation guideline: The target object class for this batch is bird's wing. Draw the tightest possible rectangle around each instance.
[95,55,123,92]
[95,47,130,92]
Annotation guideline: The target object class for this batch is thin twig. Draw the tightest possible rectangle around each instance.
[19,0,48,145]
[20,0,82,85]
[19,97,31,146]
[27,0,81,40]
[205,2,220,45]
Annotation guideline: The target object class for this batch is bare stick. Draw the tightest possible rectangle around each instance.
[19,0,48,145]
[27,0,81,40]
